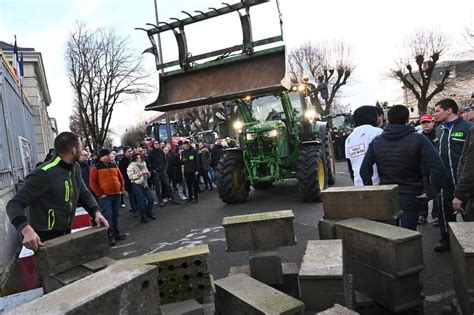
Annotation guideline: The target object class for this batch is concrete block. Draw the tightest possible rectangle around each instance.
[321,185,401,220]
[123,244,212,305]
[36,227,109,276]
[317,304,359,314]
[222,210,296,251]
[249,250,283,285]
[82,256,116,272]
[298,240,346,312]
[214,273,304,315]
[161,299,204,315]
[6,263,160,315]
[318,219,340,240]
[335,218,423,277]
[344,257,423,313]
[54,266,93,286]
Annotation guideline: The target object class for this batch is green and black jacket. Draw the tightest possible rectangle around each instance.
[7,156,100,233]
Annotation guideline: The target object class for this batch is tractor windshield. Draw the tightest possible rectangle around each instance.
[251,92,303,122]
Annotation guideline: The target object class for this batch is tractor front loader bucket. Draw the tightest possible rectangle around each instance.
[145,46,290,112]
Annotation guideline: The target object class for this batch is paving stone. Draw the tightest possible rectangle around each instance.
[123,244,212,305]
[214,273,304,315]
[449,222,474,315]
[222,210,296,251]
[344,256,423,313]
[36,227,109,276]
[321,185,401,220]
[298,240,346,312]
[161,299,204,315]
[82,256,116,272]
[335,218,423,277]
[316,304,359,314]
[249,250,283,285]
[6,263,160,315]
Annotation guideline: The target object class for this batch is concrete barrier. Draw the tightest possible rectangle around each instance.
[317,304,359,314]
[321,185,401,220]
[298,240,347,312]
[6,263,160,315]
[123,244,212,305]
[249,250,283,285]
[222,210,296,251]
[449,222,474,315]
[335,218,423,277]
[214,274,304,314]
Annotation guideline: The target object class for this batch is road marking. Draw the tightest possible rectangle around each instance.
[110,242,135,249]
[424,290,455,303]
[122,250,136,257]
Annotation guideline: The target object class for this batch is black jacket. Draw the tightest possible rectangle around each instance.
[182,148,199,173]
[148,148,168,173]
[118,156,133,190]
[78,161,91,190]
[210,144,225,167]
[7,156,100,233]
[360,124,445,198]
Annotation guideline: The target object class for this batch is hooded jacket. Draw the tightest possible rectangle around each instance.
[7,156,100,233]
[360,124,445,198]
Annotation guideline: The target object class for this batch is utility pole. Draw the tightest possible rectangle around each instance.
[153,0,172,145]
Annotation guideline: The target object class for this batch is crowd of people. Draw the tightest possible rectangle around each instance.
[345,98,473,253]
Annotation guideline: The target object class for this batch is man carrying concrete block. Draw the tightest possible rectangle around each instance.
[6,132,109,252]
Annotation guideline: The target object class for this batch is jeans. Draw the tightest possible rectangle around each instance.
[184,172,199,201]
[209,167,217,184]
[153,171,174,202]
[200,169,212,188]
[132,183,155,218]
[399,193,423,231]
[99,195,121,235]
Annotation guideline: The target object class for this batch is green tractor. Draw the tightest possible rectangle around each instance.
[138,0,336,203]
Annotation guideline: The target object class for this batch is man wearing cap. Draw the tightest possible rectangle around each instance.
[90,148,126,246]
[417,114,439,225]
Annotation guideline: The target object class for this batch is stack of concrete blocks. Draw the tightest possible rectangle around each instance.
[319,185,402,240]
[298,240,354,313]
[123,244,211,313]
[35,227,115,293]
[335,218,424,313]
[214,273,304,315]
[223,210,300,297]
[317,304,359,315]
[5,263,161,314]
[448,222,474,315]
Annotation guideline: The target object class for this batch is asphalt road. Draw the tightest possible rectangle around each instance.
[108,162,454,314]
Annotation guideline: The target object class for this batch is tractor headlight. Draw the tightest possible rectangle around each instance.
[304,110,317,120]
[246,133,257,141]
[263,130,278,138]
[298,84,306,92]
[233,120,243,133]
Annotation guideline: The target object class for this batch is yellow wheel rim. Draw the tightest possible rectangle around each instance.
[232,169,242,190]
[317,159,325,190]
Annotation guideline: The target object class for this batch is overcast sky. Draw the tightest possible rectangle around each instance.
[1,0,473,143]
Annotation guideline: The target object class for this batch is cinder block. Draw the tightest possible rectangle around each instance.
[36,227,109,276]
[6,263,160,315]
[344,256,423,313]
[317,304,359,314]
[321,185,401,220]
[298,240,346,312]
[214,274,304,315]
[222,210,296,251]
[318,219,340,240]
[249,250,283,285]
[161,299,204,315]
[335,218,423,277]
[123,245,212,305]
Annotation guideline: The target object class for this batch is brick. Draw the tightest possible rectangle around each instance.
[36,227,109,276]
[321,185,401,220]
[6,264,160,315]
[222,210,296,251]
[161,299,204,315]
[249,250,283,285]
[344,257,423,313]
[317,304,359,314]
[298,240,346,312]
[123,245,212,305]
[214,274,304,315]
[335,218,423,277]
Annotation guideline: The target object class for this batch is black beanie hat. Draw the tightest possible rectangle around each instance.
[353,106,377,127]
[97,148,111,159]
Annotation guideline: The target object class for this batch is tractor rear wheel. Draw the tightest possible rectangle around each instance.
[252,182,273,190]
[296,146,328,202]
[324,132,337,185]
[216,152,250,204]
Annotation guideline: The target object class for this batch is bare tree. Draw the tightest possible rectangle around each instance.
[391,29,454,114]
[66,23,152,153]
[289,41,354,116]
[121,124,146,148]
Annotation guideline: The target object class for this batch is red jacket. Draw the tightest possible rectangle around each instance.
[89,162,124,197]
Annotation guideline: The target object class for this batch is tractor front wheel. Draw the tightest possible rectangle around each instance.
[296,146,328,202]
[216,152,250,204]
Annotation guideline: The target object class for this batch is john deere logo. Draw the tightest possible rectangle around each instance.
[451,132,464,138]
